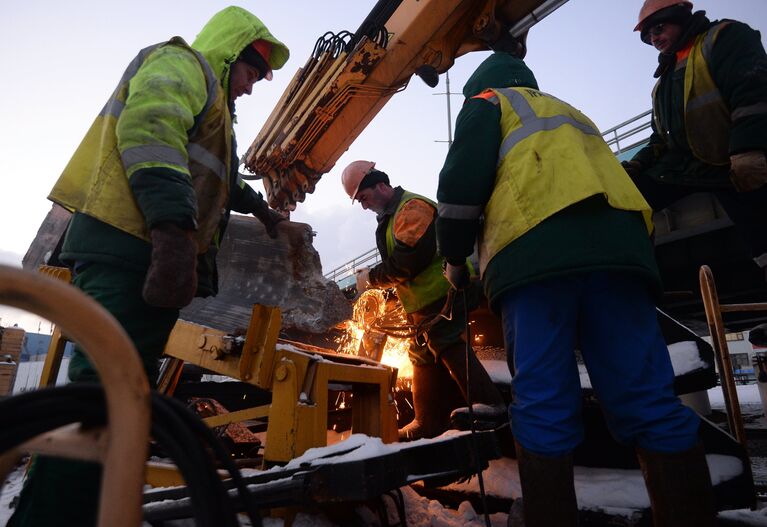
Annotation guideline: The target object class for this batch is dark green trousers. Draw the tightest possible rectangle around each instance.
[9,263,178,527]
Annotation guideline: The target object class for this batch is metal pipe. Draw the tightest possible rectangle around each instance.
[510,0,571,38]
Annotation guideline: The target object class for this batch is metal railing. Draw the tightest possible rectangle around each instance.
[601,109,652,154]
[326,110,655,285]
[324,246,381,284]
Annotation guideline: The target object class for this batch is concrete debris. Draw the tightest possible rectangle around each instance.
[23,208,351,335]
[180,214,351,334]
[22,204,71,270]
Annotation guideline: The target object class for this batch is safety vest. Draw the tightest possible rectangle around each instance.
[385,192,451,313]
[652,22,732,166]
[48,37,231,252]
[475,87,653,274]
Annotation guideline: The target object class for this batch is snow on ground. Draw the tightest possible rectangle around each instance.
[484,341,712,391]
[446,450,744,516]
[12,359,70,393]
[0,464,25,526]
[5,361,767,525]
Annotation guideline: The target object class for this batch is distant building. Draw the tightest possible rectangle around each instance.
[21,331,73,362]
[0,326,25,396]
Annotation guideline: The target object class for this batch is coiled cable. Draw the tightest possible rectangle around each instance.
[0,384,262,527]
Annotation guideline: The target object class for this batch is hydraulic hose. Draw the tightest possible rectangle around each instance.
[461,288,492,527]
[0,265,262,525]
[0,384,263,527]
[0,265,149,527]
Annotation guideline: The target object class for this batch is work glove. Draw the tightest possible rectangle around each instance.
[621,159,642,180]
[143,223,198,308]
[251,196,285,238]
[355,267,371,293]
[730,151,767,192]
[443,261,470,291]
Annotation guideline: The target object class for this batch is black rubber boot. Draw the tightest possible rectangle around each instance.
[636,443,717,526]
[439,344,507,430]
[398,362,458,441]
[515,440,579,527]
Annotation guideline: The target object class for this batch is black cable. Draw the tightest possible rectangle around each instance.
[0,385,229,526]
[0,384,263,527]
[312,31,335,59]
[154,393,263,526]
[150,394,237,527]
[462,288,492,527]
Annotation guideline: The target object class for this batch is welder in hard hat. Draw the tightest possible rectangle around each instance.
[625,1,767,276]
[436,52,716,526]
[9,7,288,527]
[341,160,506,441]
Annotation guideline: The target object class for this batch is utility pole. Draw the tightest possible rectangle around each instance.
[434,70,461,148]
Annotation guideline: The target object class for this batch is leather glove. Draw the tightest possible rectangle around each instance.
[730,151,767,192]
[252,196,284,238]
[355,268,371,293]
[444,261,470,291]
[621,160,642,179]
[143,223,198,308]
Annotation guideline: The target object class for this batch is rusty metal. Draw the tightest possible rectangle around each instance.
[699,265,749,449]
[0,265,150,527]
[190,397,262,457]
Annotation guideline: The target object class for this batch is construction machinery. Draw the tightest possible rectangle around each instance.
[243,0,567,210]
[4,0,764,524]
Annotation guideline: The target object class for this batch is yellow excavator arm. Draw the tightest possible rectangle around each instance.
[244,0,566,210]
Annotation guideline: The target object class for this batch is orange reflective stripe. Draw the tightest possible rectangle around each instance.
[472,90,498,101]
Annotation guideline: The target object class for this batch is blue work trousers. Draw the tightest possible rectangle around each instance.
[500,271,700,457]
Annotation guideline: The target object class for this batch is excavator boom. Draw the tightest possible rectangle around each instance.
[244,0,564,210]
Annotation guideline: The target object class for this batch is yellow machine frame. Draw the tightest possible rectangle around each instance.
[161,304,399,464]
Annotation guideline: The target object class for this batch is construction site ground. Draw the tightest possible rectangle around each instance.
[4,367,767,525]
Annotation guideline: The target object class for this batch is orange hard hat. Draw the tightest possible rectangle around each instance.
[341,160,376,200]
[251,40,273,81]
[634,0,692,32]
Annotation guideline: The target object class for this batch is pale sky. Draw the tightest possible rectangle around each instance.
[1,1,765,330]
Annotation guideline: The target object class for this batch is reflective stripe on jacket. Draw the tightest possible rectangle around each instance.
[385,191,451,313]
[48,37,231,252]
[652,22,731,166]
[475,87,653,274]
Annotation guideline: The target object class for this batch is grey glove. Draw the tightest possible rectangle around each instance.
[730,151,767,192]
[444,261,470,291]
[252,196,285,238]
[143,223,198,308]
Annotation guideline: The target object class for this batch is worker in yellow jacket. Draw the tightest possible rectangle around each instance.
[9,7,288,526]
[436,52,716,526]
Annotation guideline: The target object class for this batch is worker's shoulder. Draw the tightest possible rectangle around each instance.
[135,42,207,86]
[707,19,765,68]
[399,197,435,216]
[150,40,199,58]
[393,199,435,247]
[142,41,203,71]
[710,18,762,43]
